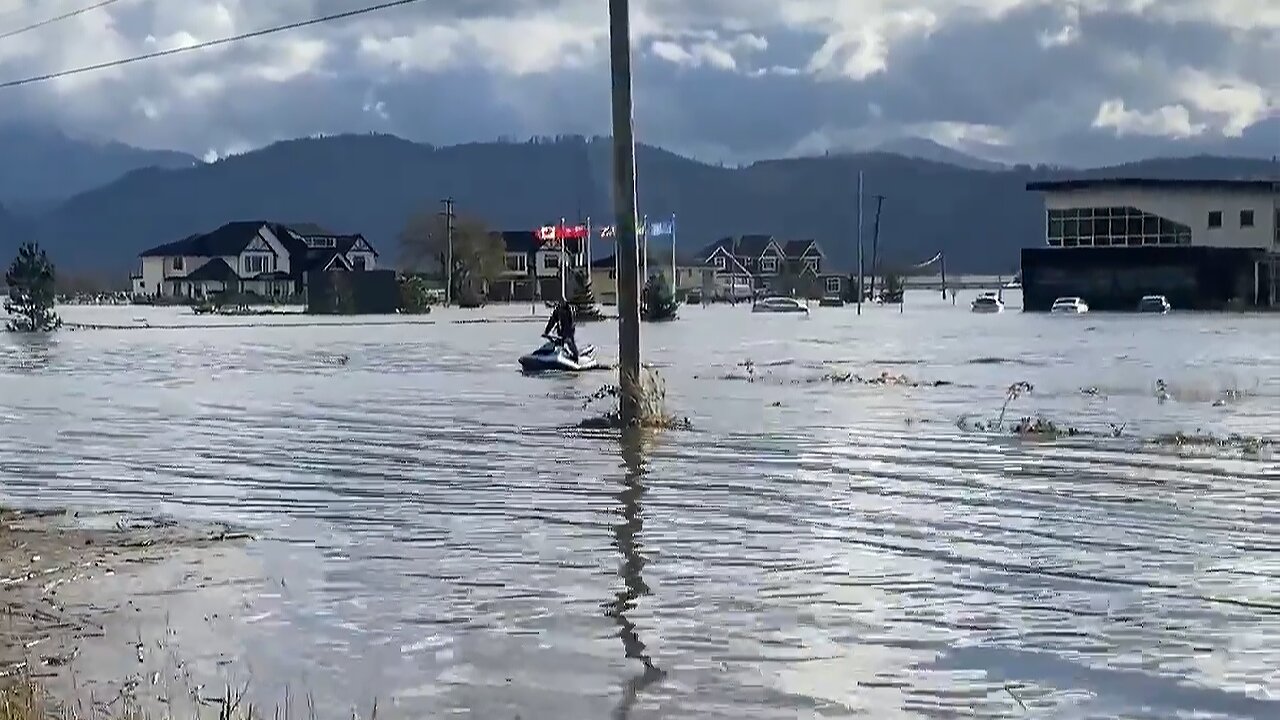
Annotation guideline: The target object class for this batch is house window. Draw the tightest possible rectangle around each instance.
[542,253,560,271]
[825,277,841,295]
[243,255,271,274]
[760,256,778,273]
[804,257,820,273]
[1240,210,1255,228]
[351,255,367,270]
[171,257,184,271]
[306,237,336,248]
[1208,211,1223,228]
[504,253,527,273]
[713,256,726,270]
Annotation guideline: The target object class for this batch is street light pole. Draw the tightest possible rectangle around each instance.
[608,0,642,424]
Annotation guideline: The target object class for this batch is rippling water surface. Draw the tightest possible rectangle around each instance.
[3,296,1279,719]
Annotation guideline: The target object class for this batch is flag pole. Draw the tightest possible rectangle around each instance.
[585,216,592,275]
[560,216,567,302]
[641,214,649,282]
[670,212,677,296]
[857,171,864,316]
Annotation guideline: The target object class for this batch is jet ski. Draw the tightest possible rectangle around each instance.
[519,334,600,373]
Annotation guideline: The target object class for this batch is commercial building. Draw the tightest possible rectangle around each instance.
[1022,179,1280,311]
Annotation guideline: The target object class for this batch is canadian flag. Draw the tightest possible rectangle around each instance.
[538,225,557,242]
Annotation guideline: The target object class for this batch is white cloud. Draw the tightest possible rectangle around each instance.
[0,0,1273,165]
[1092,98,1207,138]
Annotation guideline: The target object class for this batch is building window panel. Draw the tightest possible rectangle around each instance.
[1240,209,1255,227]
[1208,211,1223,228]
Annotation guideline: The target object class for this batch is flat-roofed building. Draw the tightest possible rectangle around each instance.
[1022,178,1280,311]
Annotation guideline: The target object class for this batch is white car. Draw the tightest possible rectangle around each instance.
[971,293,1005,313]
[1050,296,1089,314]
[1137,295,1171,314]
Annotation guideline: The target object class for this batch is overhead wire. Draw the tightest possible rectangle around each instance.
[0,0,125,42]
[0,0,426,89]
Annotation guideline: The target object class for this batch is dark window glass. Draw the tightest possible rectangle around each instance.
[1241,210,1255,227]
[1049,217,1064,238]
[1092,218,1109,236]
[1064,219,1079,238]
[1208,211,1223,228]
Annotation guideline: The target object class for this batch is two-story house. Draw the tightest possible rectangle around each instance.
[696,235,834,298]
[489,230,587,302]
[132,221,378,300]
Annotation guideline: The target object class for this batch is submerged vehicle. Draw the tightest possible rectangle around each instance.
[971,292,1005,313]
[1050,296,1089,314]
[751,296,810,314]
[518,334,600,373]
[1137,295,1171,314]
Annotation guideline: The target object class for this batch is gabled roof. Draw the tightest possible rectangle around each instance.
[183,258,239,283]
[785,239,822,257]
[141,221,295,258]
[695,235,774,260]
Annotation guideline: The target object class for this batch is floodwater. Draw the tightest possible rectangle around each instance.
[2,292,1279,719]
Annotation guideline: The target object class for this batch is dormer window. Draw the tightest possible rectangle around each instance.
[306,236,337,248]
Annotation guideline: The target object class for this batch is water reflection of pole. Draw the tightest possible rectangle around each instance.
[607,429,665,720]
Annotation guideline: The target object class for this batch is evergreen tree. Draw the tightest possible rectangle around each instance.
[641,275,679,322]
[567,269,604,322]
[4,242,61,332]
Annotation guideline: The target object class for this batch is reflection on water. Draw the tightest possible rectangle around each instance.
[609,430,665,720]
[1,300,1279,718]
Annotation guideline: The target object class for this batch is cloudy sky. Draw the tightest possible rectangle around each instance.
[0,0,1274,166]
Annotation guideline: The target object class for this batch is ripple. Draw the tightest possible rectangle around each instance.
[1,303,1279,717]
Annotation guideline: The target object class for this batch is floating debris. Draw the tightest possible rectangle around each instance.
[579,369,692,431]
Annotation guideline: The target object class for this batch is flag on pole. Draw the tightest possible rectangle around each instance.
[647,219,675,237]
[599,226,617,239]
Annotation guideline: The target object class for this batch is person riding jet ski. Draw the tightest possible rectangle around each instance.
[544,300,578,361]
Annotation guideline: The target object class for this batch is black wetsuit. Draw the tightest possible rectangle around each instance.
[544,303,578,360]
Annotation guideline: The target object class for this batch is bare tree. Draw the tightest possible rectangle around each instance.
[398,210,505,299]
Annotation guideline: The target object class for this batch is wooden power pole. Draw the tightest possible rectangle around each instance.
[440,197,455,306]
[869,194,885,297]
[608,0,642,423]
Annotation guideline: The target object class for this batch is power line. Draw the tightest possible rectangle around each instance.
[0,0,426,90]
[0,0,125,42]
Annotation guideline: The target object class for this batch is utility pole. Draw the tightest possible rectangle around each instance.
[856,172,864,316]
[608,0,642,423]
[869,194,885,298]
[440,197,455,306]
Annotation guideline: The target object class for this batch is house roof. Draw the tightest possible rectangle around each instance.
[500,230,543,254]
[285,222,341,237]
[785,239,821,257]
[183,258,239,283]
[141,221,377,260]
[696,235,824,261]
[1026,178,1279,193]
[141,221,288,258]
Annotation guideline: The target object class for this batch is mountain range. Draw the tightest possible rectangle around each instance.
[0,126,1276,281]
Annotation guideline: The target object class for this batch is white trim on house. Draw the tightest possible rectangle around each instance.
[323,254,353,271]
[706,245,752,276]
[802,257,821,274]
[760,239,787,260]
[760,256,779,274]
